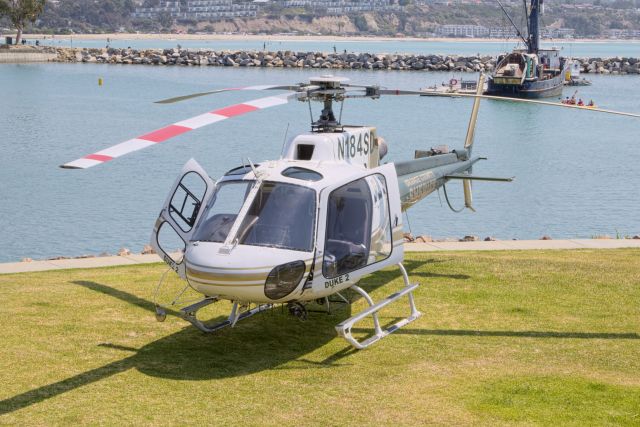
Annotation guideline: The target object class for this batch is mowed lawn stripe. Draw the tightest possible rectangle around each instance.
[0,249,638,425]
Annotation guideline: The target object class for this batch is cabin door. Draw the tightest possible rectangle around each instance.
[150,159,215,278]
[311,164,404,296]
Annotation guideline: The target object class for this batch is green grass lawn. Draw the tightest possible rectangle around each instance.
[1,250,639,425]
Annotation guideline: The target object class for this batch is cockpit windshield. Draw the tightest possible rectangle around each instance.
[192,180,316,252]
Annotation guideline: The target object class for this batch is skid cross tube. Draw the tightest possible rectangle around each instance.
[155,297,273,333]
[335,263,421,349]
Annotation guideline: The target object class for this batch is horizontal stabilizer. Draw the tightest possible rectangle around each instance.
[445,174,514,182]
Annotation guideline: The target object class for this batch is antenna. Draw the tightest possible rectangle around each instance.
[307,99,314,130]
[247,158,259,178]
[280,123,290,159]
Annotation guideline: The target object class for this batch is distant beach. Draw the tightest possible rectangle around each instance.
[6,32,640,45]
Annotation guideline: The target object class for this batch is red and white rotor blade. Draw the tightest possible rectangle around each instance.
[61,92,298,169]
[154,85,304,104]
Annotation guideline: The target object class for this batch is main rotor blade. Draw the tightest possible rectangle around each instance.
[61,92,300,169]
[154,85,305,104]
[377,89,640,119]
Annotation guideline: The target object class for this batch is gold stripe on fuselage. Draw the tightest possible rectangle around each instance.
[187,258,313,271]
[186,268,268,284]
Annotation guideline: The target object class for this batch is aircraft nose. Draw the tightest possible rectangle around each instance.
[185,243,272,286]
[183,242,313,302]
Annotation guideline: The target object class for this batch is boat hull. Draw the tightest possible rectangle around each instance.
[486,72,565,99]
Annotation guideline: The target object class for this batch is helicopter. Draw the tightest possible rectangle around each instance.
[61,74,639,349]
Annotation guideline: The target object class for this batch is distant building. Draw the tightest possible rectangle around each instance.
[488,26,520,39]
[133,0,258,20]
[281,0,400,14]
[132,0,402,20]
[542,28,575,39]
[435,24,489,38]
[604,29,640,39]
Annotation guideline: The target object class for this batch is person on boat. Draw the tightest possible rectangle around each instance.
[588,100,595,107]
[578,99,584,106]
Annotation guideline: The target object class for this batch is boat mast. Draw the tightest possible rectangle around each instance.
[527,0,541,54]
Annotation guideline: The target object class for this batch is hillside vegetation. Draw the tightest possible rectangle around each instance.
[2,0,640,37]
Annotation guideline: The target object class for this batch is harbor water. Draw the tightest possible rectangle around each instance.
[0,60,638,262]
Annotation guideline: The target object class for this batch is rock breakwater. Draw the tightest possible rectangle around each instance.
[54,47,640,74]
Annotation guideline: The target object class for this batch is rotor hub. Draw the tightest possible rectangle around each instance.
[304,75,351,132]
[308,75,350,89]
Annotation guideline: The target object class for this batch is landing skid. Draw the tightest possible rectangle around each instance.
[155,299,273,333]
[153,264,420,347]
[153,268,273,333]
[336,263,421,349]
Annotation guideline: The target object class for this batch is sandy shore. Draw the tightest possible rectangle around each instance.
[4,32,639,44]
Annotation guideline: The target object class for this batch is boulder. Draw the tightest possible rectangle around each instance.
[141,245,156,255]
[118,247,131,256]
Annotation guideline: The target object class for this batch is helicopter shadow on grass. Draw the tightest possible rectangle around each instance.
[401,259,471,281]
[0,261,470,415]
[0,274,377,416]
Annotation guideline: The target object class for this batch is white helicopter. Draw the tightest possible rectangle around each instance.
[62,75,639,349]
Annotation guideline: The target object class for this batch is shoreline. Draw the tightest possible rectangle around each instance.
[8,235,640,265]
[4,32,640,45]
[2,238,640,274]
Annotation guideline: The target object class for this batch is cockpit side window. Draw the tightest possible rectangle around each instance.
[322,174,392,279]
[191,181,253,243]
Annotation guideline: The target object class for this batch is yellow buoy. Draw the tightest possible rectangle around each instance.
[98,78,103,86]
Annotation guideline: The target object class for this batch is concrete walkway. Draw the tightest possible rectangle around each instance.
[0,239,639,275]
[0,51,57,63]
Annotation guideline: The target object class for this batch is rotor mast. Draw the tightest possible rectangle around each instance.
[307,75,350,132]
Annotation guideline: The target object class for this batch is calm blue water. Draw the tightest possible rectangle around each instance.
[20,36,640,58]
[0,63,638,262]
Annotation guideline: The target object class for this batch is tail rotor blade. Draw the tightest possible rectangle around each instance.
[464,74,485,152]
[463,179,475,212]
